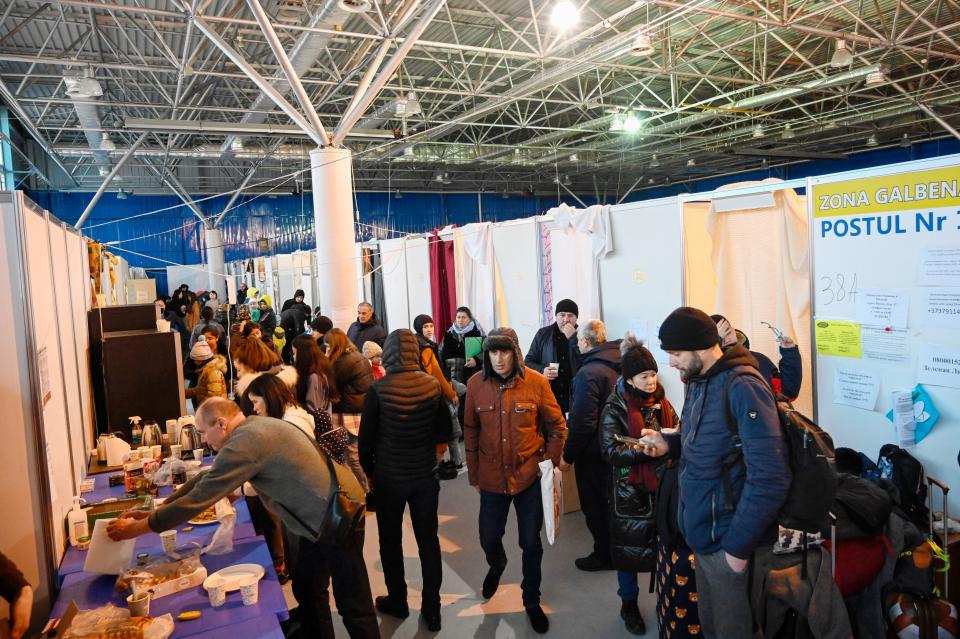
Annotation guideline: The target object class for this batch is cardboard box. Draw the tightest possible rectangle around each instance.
[562,464,581,514]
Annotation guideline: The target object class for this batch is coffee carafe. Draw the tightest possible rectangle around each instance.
[177,417,200,457]
[141,420,163,448]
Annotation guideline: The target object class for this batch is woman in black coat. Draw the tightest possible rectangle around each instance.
[324,328,373,497]
[439,306,484,385]
[599,335,679,636]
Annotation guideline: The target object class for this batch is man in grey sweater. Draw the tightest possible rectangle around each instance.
[108,398,377,639]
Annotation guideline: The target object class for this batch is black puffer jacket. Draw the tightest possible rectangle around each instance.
[331,348,372,414]
[599,379,678,573]
[358,329,452,483]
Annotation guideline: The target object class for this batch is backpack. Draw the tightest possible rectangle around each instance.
[877,444,929,530]
[723,369,837,534]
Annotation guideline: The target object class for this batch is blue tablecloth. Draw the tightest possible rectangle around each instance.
[51,536,288,638]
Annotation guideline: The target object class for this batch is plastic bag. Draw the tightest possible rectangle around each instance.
[538,459,562,545]
[203,497,237,555]
[115,550,203,594]
[62,604,174,639]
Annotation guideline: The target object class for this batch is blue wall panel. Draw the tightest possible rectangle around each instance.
[26,137,960,289]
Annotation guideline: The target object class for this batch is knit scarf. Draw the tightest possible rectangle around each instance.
[624,382,674,490]
[448,320,477,336]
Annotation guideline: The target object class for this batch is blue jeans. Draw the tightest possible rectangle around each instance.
[478,481,544,607]
[617,570,640,601]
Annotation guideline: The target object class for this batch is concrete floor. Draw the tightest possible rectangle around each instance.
[285,469,659,638]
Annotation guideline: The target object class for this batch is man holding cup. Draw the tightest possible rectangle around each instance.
[524,299,581,414]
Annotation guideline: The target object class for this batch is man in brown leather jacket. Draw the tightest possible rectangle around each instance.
[464,326,566,634]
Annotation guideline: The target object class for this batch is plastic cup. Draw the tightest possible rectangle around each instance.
[193,448,203,462]
[239,574,259,606]
[165,419,177,439]
[159,529,177,555]
[170,444,182,460]
[150,445,162,460]
[206,576,226,608]
[127,449,141,462]
[127,591,151,617]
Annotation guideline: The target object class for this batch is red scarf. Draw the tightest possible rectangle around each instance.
[624,382,675,491]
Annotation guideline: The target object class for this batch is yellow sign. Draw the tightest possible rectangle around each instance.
[815,320,862,358]
[813,165,960,218]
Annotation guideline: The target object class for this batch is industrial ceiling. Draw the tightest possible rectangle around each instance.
[0,0,958,201]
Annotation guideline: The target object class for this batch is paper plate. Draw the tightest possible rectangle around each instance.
[203,564,265,592]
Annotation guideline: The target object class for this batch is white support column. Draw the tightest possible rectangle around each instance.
[204,226,226,295]
[311,147,358,328]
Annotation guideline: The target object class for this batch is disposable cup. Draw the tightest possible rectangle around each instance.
[165,419,178,438]
[193,449,204,462]
[159,529,177,554]
[150,445,162,460]
[170,444,182,459]
[127,449,141,462]
[239,575,259,605]
[206,576,226,607]
[127,591,151,617]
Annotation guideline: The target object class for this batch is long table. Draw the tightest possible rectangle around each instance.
[53,460,288,638]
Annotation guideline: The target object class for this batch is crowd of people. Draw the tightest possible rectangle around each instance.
[98,281,813,639]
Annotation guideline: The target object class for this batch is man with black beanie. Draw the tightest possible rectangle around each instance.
[640,306,791,639]
[524,298,582,414]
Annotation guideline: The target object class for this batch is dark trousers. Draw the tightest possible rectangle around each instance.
[246,495,286,568]
[478,481,544,607]
[290,529,378,639]
[574,457,611,561]
[374,475,443,613]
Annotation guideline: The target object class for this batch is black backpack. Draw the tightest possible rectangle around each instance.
[877,444,929,530]
[723,369,837,534]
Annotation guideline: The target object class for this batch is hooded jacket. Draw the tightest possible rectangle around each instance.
[347,314,387,352]
[184,355,227,406]
[258,306,277,337]
[464,327,567,495]
[330,349,372,414]
[563,339,621,464]
[281,291,311,318]
[358,329,452,483]
[599,379,679,572]
[664,345,790,559]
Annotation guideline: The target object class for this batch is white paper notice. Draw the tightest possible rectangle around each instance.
[921,287,960,328]
[862,326,910,362]
[833,369,881,411]
[917,343,960,389]
[918,245,960,286]
[855,288,910,328]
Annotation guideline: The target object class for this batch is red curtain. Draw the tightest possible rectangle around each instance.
[429,231,457,336]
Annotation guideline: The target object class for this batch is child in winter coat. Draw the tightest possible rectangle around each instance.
[362,340,386,380]
[185,335,227,408]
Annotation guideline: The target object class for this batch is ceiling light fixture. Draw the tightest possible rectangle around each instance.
[623,111,642,133]
[866,133,878,147]
[394,188,403,199]
[550,1,579,30]
[403,91,422,117]
[830,38,853,68]
[562,174,572,186]
[569,153,579,163]
[630,32,655,56]
[649,154,660,168]
[900,133,911,148]
[782,123,795,140]
[686,158,696,167]
[753,124,765,138]
[116,188,128,200]
[501,189,509,199]
[100,134,116,152]
[761,158,769,169]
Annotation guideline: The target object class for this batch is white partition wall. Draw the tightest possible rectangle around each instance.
[492,219,543,354]
[379,237,412,330]
[599,198,686,408]
[809,155,960,513]
[406,237,433,326]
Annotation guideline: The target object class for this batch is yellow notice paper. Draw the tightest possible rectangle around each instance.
[815,320,863,358]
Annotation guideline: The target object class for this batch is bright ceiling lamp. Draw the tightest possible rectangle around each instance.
[830,38,853,68]
[630,32,654,56]
[866,133,878,147]
[900,133,911,147]
[686,158,696,167]
[782,123,795,140]
[623,111,642,133]
[569,153,579,162]
[550,1,579,30]
[609,114,625,131]
[753,124,765,138]
[649,154,660,168]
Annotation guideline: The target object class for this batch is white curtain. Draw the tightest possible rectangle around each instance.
[454,222,506,333]
[707,179,812,414]
[543,203,613,323]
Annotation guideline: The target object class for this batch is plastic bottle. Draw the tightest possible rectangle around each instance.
[67,496,89,547]
[130,416,143,448]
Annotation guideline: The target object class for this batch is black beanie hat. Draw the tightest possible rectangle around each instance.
[555,299,579,316]
[413,314,434,336]
[659,306,721,351]
[621,333,657,379]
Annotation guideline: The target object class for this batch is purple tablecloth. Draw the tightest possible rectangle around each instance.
[51,536,288,638]
[59,499,257,583]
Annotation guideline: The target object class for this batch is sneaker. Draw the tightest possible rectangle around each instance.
[374,596,409,619]
[620,599,646,635]
[482,561,507,599]
[421,609,441,632]
[574,553,613,571]
[525,605,549,634]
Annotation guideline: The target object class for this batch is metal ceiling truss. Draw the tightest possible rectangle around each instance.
[0,0,958,197]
